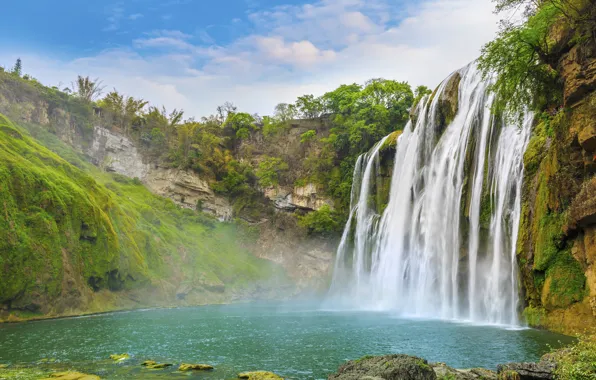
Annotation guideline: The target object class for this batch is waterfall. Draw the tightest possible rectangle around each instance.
[328,64,532,325]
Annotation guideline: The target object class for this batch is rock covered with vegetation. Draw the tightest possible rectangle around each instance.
[328,354,437,380]
[0,111,284,321]
[478,0,596,335]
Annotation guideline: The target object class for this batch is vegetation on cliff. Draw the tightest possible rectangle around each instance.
[0,112,282,319]
[479,0,596,333]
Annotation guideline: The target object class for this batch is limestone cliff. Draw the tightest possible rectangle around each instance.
[517,26,596,334]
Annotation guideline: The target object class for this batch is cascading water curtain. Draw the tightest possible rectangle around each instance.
[328,63,532,326]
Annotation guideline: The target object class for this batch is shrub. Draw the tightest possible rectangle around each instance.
[297,205,343,235]
[255,156,288,188]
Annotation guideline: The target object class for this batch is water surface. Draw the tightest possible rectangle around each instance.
[0,303,572,379]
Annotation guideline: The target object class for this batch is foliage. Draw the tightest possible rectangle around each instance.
[11,58,22,77]
[478,4,562,121]
[73,75,104,102]
[413,85,432,108]
[0,113,280,311]
[297,205,343,235]
[480,0,596,121]
[97,90,148,132]
[226,112,257,139]
[255,156,289,188]
[554,336,596,380]
[300,130,317,143]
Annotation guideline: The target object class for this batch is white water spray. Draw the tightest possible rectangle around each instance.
[328,64,532,325]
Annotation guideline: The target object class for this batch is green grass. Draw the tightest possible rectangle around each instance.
[0,113,285,313]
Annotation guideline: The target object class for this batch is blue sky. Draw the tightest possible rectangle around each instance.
[0,0,500,117]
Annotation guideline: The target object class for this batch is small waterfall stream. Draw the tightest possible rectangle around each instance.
[328,64,532,325]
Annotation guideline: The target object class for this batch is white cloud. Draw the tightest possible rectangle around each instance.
[2,0,500,118]
[129,13,144,21]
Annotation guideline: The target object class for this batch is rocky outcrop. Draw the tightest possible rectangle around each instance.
[558,39,596,106]
[264,184,333,211]
[87,126,150,179]
[518,14,596,334]
[328,354,437,380]
[496,361,556,380]
[144,167,232,220]
[238,371,284,379]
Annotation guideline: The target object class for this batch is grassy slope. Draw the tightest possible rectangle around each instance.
[0,113,285,319]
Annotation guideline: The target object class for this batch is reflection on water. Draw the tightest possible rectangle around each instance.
[0,303,573,379]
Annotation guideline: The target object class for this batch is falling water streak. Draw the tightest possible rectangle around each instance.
[327,63,534,326]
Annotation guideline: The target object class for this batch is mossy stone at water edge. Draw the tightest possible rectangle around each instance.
[141,360,173,369]
[40,371,101,380]
[109,354,130,361]
[178,363,214,371]
[328,354,436,380]
[238,371,284,379]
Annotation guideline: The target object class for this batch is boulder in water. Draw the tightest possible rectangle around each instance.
[328,354,436,380]
[238,370,284,379]
[141,360,173,369]
[40,371,101,380]
[109,354,129,362]
[178,363,214,371]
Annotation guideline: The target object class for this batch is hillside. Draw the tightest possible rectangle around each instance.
[0,113,288,321]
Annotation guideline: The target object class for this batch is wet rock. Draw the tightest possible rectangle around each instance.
[496,361,556,379]
[109,354,130,362]
[328,354,436,380]
[178,363,214,371]
[435,72,462,138]
[41,371,101,380]
[141,360,173,369]
[238,370,284,379]
[431,363,497,379]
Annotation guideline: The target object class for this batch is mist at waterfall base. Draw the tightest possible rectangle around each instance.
[327,64,532,327]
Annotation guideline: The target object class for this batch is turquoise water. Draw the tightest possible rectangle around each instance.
[0,303,572,379]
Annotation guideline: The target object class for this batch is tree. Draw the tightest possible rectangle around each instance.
[478,4,563,121]
[73,76,104,102]
[226,112,257,139]
[414,85,432,107]
[11,58,22,77]
[255,156,289,188]
[274,103,298,122]
[216,101,237,124]
[295,95,324,119]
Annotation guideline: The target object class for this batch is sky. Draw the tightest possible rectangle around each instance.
[0,0,501,118]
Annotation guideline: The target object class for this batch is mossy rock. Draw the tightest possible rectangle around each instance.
[238,370,284,379]
[178,363,214,371]
[329,354,436,380]
[141,360,173,369]
[40,371,100,380]
[109,354,130,362]
[0,364,8,369]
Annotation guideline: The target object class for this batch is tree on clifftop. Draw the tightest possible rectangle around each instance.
[73,75,104,102]
[11,58,22,77]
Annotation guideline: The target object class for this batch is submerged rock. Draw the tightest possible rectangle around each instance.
[40,371,101,380]
[141,360,173,369]
[497,361,556,379]
[178,363,214,371]
[238,370,284,379]
[328,354,436,380]
[109,354,130,362]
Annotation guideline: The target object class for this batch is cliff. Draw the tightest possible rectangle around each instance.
[517,26,596,334]
[0,73,337,320]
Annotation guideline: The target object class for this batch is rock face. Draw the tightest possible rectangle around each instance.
[264,183,333,211]
[87,126,150,179]
[328,354,437,380]
[558,40,596,106]
[496,361,556,380]
[517,18,596,335]
[144,167,233,220]
[434,71,461,138]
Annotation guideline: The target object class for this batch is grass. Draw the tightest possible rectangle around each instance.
[0,112,286,315]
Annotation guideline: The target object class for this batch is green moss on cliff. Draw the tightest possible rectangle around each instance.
[542,250,586,309]
[0,113,283,315]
